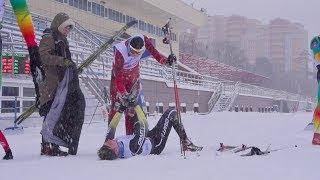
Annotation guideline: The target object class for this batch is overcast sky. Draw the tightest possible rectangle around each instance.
[182,0,319,41]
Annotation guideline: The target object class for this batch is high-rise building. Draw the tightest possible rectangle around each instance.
[226,15,248,48]
[269,19,308,74]
[241,19,261,65]
[197,15,226,45]
[196,15,308,74]
[256,24,270,59]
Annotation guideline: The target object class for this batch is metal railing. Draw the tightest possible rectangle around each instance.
[225,82,240,111]
[208,83,222,112]
[80,67,106,105]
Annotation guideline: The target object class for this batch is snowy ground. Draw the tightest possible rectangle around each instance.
[0,112,319,180]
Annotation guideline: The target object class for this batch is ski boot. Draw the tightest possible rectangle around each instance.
[68,136,80,155]
[3,149,13,160]
[68,145,78,155]
[41,141,68,157]
[182,139,203,152]
[312,133,320,145]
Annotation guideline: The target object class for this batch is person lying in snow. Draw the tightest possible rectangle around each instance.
[98,108,203,160]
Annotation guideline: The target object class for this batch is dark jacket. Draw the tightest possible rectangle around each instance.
[38,13,76,106]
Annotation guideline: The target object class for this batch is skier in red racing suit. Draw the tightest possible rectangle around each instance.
[109,34,176,135]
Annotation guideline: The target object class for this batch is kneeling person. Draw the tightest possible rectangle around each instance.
[98,108,202,160]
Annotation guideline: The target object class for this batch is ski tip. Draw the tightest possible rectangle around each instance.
[15,118,24,125]
[14,117,22,124]
[127,20,138,27]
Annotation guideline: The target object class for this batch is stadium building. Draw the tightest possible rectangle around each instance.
[0,0,313,126]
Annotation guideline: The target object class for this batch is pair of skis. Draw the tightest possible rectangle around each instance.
[11,20,138,126]
[216,143,272,156]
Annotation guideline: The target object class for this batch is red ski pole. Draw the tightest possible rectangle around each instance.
[163,18,185,158]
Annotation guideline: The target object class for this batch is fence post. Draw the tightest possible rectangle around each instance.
[14,96,18,122]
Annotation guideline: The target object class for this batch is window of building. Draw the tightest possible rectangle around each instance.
[119,13,123,23]
[82,0,88,11]
[118,12,122,23]
[56,0,63,3]
[100,5,104,17]
[152,25,155,34]
[104,8,108,18]
[119,14,123,22]
[79,0,83,10]
[113,9,117,21]
[122,15,126,23]
[91,2,96,14]
[115,11,120,22]
[147,23,152,33]
[73,0,79,8]
[87,1,91,11]
[133,18,137,28]
[69,0,74,6]
[144,23,147,31]
[156,27,161,36]
[148,24,152,34]
[93,4,99,15]
[23,87,35,97]
[108,8,112,20]
[126,15,130,23]
[139,20,145,31]
[160,29,164,37]
[1,100,20,113]
[126,16,136,27]
[109,9,114,21]
[2,86,19,97]
[96,4,100,16]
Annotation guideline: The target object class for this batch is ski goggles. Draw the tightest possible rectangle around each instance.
[65,24,74,30]
[129,45,145,55]
[311,36,320,61]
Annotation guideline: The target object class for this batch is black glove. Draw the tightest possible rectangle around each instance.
[117,93,136,112]
[166,54,177,66]
[62,58,76,67]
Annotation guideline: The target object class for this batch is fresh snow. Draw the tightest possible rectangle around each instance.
[0,112,319,180]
